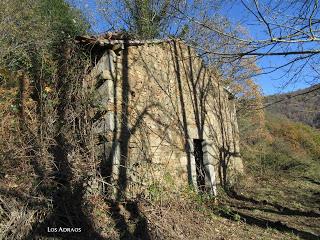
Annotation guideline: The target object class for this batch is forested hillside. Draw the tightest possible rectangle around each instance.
[265,84,320,129]
[241,112,320,180]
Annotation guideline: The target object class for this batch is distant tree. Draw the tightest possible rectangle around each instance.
[96,0,184,38]
[96,0,232,39]
[123,0,171,38]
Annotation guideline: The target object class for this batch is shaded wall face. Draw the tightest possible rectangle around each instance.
[86,41,243,196]
[116,43,193,190]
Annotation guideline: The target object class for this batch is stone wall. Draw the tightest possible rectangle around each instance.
[84,39,243,198]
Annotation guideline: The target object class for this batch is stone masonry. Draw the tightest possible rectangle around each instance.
[79,35,243,198]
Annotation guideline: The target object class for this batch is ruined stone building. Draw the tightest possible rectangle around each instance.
[77,34,243,198]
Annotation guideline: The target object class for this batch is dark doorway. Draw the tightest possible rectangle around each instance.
[193,139,206,192]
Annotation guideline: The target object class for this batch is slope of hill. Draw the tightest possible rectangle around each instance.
[265,84,320,128]
[265,112,319,179]
[235,112,320,238]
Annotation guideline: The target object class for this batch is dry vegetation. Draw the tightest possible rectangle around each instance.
[54,188,302,240]
[265,85,320,129]
[1,0,320,239]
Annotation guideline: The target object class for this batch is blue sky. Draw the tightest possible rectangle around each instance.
[72,0,315,96]
[220,2,315,96]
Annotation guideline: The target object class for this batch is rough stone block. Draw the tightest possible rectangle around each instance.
[202,141,214,166]
[91,52,115,78]
[204,164,217,196]
[92,112,115,134]
[109,50,117,61]
[179,156,188,166]
[101,70,114,80]
[96,79,114,102]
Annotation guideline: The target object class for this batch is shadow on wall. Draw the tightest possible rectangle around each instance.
[170,41,241,191]
[98,40,159,200]
[95,39,242,198]
[20,37,242,239]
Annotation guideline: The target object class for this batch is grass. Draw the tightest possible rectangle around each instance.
[225,112,320,239]
[241,112,320,182]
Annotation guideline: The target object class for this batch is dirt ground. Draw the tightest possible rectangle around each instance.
[88,178,319,240]
[219,173,320,240]
[1,170,319,239]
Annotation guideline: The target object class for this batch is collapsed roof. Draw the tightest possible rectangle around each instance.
[75,31,175,48]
